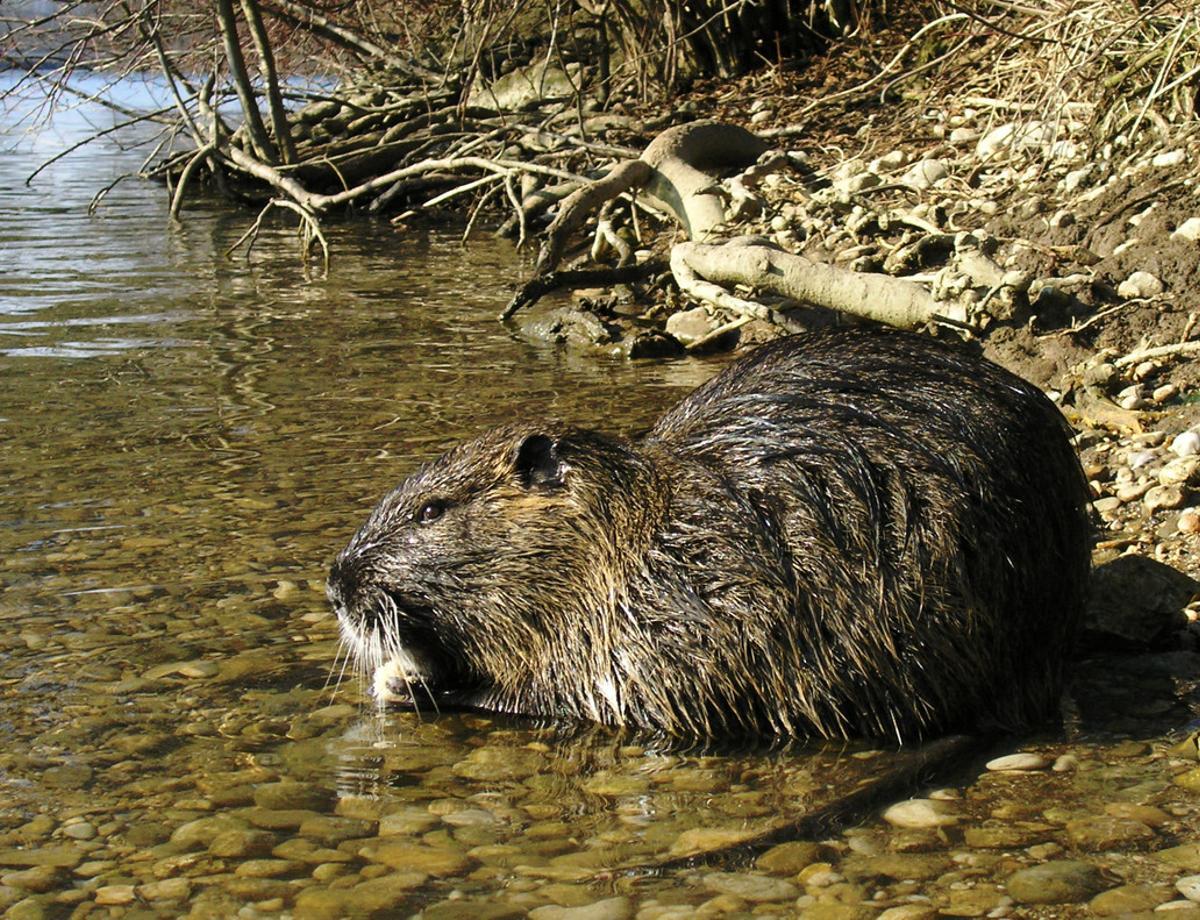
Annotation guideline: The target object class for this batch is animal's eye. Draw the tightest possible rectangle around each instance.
[416,500,447,524]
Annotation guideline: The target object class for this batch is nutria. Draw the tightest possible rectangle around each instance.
[327,326,1091,741]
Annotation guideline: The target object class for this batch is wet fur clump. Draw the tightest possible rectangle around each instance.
[327,326,1091,741]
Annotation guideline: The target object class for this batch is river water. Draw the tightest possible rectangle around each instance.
[2,75,1200,920]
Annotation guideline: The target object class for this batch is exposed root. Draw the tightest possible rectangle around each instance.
[671,240,959,330]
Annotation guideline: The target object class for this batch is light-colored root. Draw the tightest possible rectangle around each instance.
[671,240,961,330]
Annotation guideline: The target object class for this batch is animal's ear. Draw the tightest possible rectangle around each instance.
[514,433,565,490]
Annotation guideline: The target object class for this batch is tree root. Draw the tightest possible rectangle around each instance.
[671,240,960,330]
[500,261,667,320]
[534,121,769,276]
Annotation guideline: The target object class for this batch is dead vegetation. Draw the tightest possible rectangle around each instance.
[5,1,1200,346]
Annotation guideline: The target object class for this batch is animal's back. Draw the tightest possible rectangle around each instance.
[645,326,1091,738]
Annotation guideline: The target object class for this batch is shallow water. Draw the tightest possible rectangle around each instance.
[2,74,1200,920]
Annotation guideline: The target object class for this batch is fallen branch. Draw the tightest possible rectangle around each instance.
[501,261,667,320]
[1114,340,1200,368]
[671,240,957,330]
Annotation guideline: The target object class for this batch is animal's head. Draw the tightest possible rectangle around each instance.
[326,423,659,716]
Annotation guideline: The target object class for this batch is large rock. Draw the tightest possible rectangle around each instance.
[1084,555,1198,647]
[469,61,581,112]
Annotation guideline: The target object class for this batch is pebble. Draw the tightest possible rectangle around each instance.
[0,867,64,893]
[378,808,440,837]
[528,897,634,920]
[1153,844,1200,871]
[668,826,761,857]
[1177,876,1200,903]
[1153,149,1186,167]
[360,841,475,877]
[253,781,334,811]
[59,822,94,841]
[1179,508,1200,533]
[1175,768,1200,793]
[137,878,192,901]
[1174,217,1200,241]
[1050,209,1075,228]
[1052,755,1079,772]
[1105,803,1170,827]
[903,159,949,189]
[1145,485,1186,512]
[208,829,276,858]
[1090,883,1173,915]
[94,885,136,906]
[1118,271,1164,299]
[702,872,800,902]
[1065,815,1155,850]
[756,841,823,875]
[1155,384,1179,403]
[1005,860,1106,904]
[882,799,960,828]
[877,907,937,920]
[1159,457,1198,485]
[664,307,719,347]
[986,753,1051,772]
[1172,431,1200,458]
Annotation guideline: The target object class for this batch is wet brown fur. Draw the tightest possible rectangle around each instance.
[328,326,1091,741]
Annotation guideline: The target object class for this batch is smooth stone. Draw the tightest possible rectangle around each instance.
[1065,815,1155,850]
[246,808,323,830]
[94,885,136,905]
[528,896,634,920]
[1173,769,1200,793]
[986,753,1051,771]
[668,827,762,858]
[234,858,307,878]
[298,815,375,845]
[1145,484,1185,512]
[0,848,84,869]
[4,897,48,920]
[843,852,951,881]
[41,766,92,790]
[902,159,948,189]
[882,799,960,828]
[942,887,1008,916]
[59,823,94,841]
[0,867,64,893]
[378,808,440,836]
[1090,883,1174,916]
[665,307,719,347]
[424,900,526,920]
[360,842,474,877]
[702,872,800,902]
[1159,457,1199,485]
[1119,271,1164,299]
[253,781,334,812]
[170,815,249,849]
[208,829,276,858]
[137,878,192,901]
[1005,860,1106,904]
[1154,149,1186,167]
[756,841,823,875]
[1105,803,1170,827]
[1174,218,1200,241]
[1178,876,1200,902]
[877,907,936,920]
